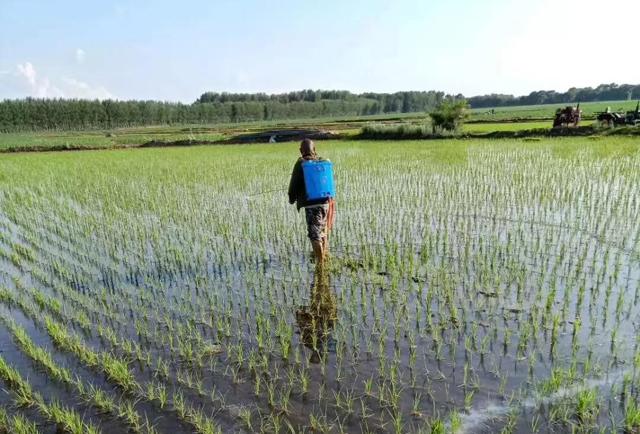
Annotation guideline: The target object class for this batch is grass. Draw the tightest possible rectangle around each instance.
[0,137,639,432]
[0,130,225,151]
[463,120,555,133]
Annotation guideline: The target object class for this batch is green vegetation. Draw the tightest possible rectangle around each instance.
[2,83,638,132]
[625,401,640,433]
[0,406,40,434]
[428,99,469,133]
[0,355,100,434]
[463,120,551,133]
[0,282,221,434]
[2,97,640,152]
[575,389,599,424]
[0,137,639,433]
[0,90,447,132]
[0,312,156,433]
[0,130,224,151]
[360,123,435,140]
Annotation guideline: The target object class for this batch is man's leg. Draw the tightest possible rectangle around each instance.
[306,207,326,265]
[311,240,324,264]
[322,199,335,261]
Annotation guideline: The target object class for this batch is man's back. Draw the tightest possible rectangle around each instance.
[288,155,329,210]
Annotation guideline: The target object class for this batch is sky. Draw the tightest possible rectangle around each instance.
[1,0,639,102]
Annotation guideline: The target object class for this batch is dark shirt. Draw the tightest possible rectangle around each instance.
[288,155,330,210]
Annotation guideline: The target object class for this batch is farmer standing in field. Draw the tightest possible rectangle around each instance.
[288,139,336,265]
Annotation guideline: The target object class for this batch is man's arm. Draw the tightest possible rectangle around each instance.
[288,159,302,204]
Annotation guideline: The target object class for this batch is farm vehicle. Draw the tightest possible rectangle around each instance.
[552,104,582,128]
[596,102,640,127]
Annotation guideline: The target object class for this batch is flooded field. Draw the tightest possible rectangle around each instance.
[0,138,639,433]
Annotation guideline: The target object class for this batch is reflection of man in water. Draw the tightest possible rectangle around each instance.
[296,270,337,363]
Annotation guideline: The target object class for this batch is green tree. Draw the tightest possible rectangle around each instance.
[429,100,469,134]
[230,103,238,122]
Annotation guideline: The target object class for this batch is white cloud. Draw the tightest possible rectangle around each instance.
[7,62,114,100]
[61,77,114,99]
[16,62,64,98]
[17,62,37,88]
[75,48,86,64]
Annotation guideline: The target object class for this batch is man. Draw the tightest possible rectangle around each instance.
[288,138,335,264]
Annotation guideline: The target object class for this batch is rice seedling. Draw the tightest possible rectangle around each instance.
[0,355,100,434]
[0,137,639,432]
[625,400,640,433]
[0,406,39,434]
[575,388,599,424]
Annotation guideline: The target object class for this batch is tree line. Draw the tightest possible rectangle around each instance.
[0,91,449,132]
[1,84,637,132]
[468,83,640,108]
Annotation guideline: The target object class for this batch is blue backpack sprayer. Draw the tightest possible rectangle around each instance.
[302,160,336,240]
[301,160,336,201]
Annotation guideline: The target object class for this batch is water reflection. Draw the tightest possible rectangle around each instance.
[295,267,337,363]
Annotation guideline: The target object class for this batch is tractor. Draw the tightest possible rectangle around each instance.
[596,102,640,127]
[553,104,582,128]
[625,101,640,126]
[596,107,628,127]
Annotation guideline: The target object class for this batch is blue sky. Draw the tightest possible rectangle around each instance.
[1,0,638,102]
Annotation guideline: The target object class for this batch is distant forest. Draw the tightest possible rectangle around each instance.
[467,83,640,108]
[0,91,447,132]
[1,84,638,132]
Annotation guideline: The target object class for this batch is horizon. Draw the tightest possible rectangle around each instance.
[1,0,639,103]
[1,83,639,105]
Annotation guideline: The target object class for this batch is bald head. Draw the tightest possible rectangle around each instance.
[300,138,316,158]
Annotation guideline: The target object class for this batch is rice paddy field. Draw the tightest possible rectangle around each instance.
[0,137,639,433]
[462,122,551,134]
